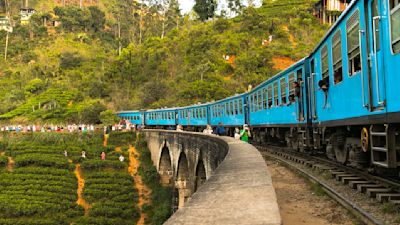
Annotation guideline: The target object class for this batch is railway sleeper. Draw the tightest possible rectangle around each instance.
[389,200,400,205]
[357,184,384,193]
[348,180,374,189]
[312,164,332,170]
[376,193,400,203]
[340,177,365,185]
[335,174,356,182]
[366,188,393,198]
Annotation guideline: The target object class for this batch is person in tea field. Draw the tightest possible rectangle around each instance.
[81,151,86,159]
[119,155,125,162]
[101,152,106,160]
[64,150,68,157]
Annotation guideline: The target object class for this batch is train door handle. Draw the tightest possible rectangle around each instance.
[359,29,368,108]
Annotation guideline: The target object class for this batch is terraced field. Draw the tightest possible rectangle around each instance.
[0,132,171,225]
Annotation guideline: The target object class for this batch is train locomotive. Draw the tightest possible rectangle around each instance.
[118,0,400,175]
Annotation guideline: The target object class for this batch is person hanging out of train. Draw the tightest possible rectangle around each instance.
[240,124,251,143]
[294,78,304,120]
[318,79,329,108]
[287,94,296,106]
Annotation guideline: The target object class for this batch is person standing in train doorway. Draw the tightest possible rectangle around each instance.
[240,124,251,143]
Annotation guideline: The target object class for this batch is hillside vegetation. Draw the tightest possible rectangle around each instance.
[0,132,171,224]
[0,0,327,123]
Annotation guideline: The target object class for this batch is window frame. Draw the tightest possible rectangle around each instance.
[332,29,344,85]
[288,72,296,96]
[273,82,279,106]
[389,0,400,54]
[321,44,329,81]
[267,85,272,108]
[346,9,362,76]
[280,77,287,105]
[262,88,267,109]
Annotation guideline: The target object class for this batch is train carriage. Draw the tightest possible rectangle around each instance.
[145,109,177,127]
[208,94,247,134]
[308,0,400,170]
[248,59,309,148]
[177,104,210,129]
[117,111,145,126]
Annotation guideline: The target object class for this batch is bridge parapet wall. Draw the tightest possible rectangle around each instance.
[142,130,281,225]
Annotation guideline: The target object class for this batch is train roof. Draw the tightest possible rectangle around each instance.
[250,58,306,93]
[117,110,145,114]
[211,93,247,104]
[310,0,358,55]
[146,107,180,112]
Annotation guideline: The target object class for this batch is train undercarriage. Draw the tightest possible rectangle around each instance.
[251,124,400,177]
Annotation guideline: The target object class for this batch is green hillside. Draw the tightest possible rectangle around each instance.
[0,132,171,224]
[0,0,328,123]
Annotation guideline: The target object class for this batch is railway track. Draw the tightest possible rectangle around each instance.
[255,145,400,225]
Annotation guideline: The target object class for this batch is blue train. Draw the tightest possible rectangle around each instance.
[118,0,400,173]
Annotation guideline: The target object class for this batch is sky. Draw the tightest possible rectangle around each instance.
[178,0,262,14]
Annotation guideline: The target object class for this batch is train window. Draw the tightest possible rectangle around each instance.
[273,82,279,106]
[280,78,287,105]
[225,102,229,115]
[289,73,295,96]
[239,99,243,115]
[218,105,221,117]
[321,45,329,83]
[250,95,254,112]
[234,101,238,115]
[267,86,272,108]
[254,94,258,111]
[262,88,267,109]
[258,91,263,110]
[347,10,362,75]
[230,101,234,115]
[390,0,400,53]
[332,30,343,84]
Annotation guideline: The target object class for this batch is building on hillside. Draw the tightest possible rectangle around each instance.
[20,8,36,25]
[314,0,351,24]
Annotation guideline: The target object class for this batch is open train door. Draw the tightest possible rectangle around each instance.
[364,0,387,111]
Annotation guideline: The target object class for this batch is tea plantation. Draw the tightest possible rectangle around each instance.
[0,132,171,225]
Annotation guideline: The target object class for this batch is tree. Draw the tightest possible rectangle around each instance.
[193,0,217,21]
[99,109,119,125]
[227,0,244,15]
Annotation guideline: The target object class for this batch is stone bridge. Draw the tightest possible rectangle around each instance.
[142,130,281,225]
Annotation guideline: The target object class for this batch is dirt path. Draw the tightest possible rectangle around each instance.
[103,135,108,147]
[7,157,14,172]
[266,160,354,225]
[128,146,151,225]
[74,164,91,215]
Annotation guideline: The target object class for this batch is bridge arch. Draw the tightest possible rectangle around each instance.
[194,159,206,192]
[158,142,173,186]
[176,152,190,209]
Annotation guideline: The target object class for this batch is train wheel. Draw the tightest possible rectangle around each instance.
[361,127,369,153]
[332,133,347,164]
